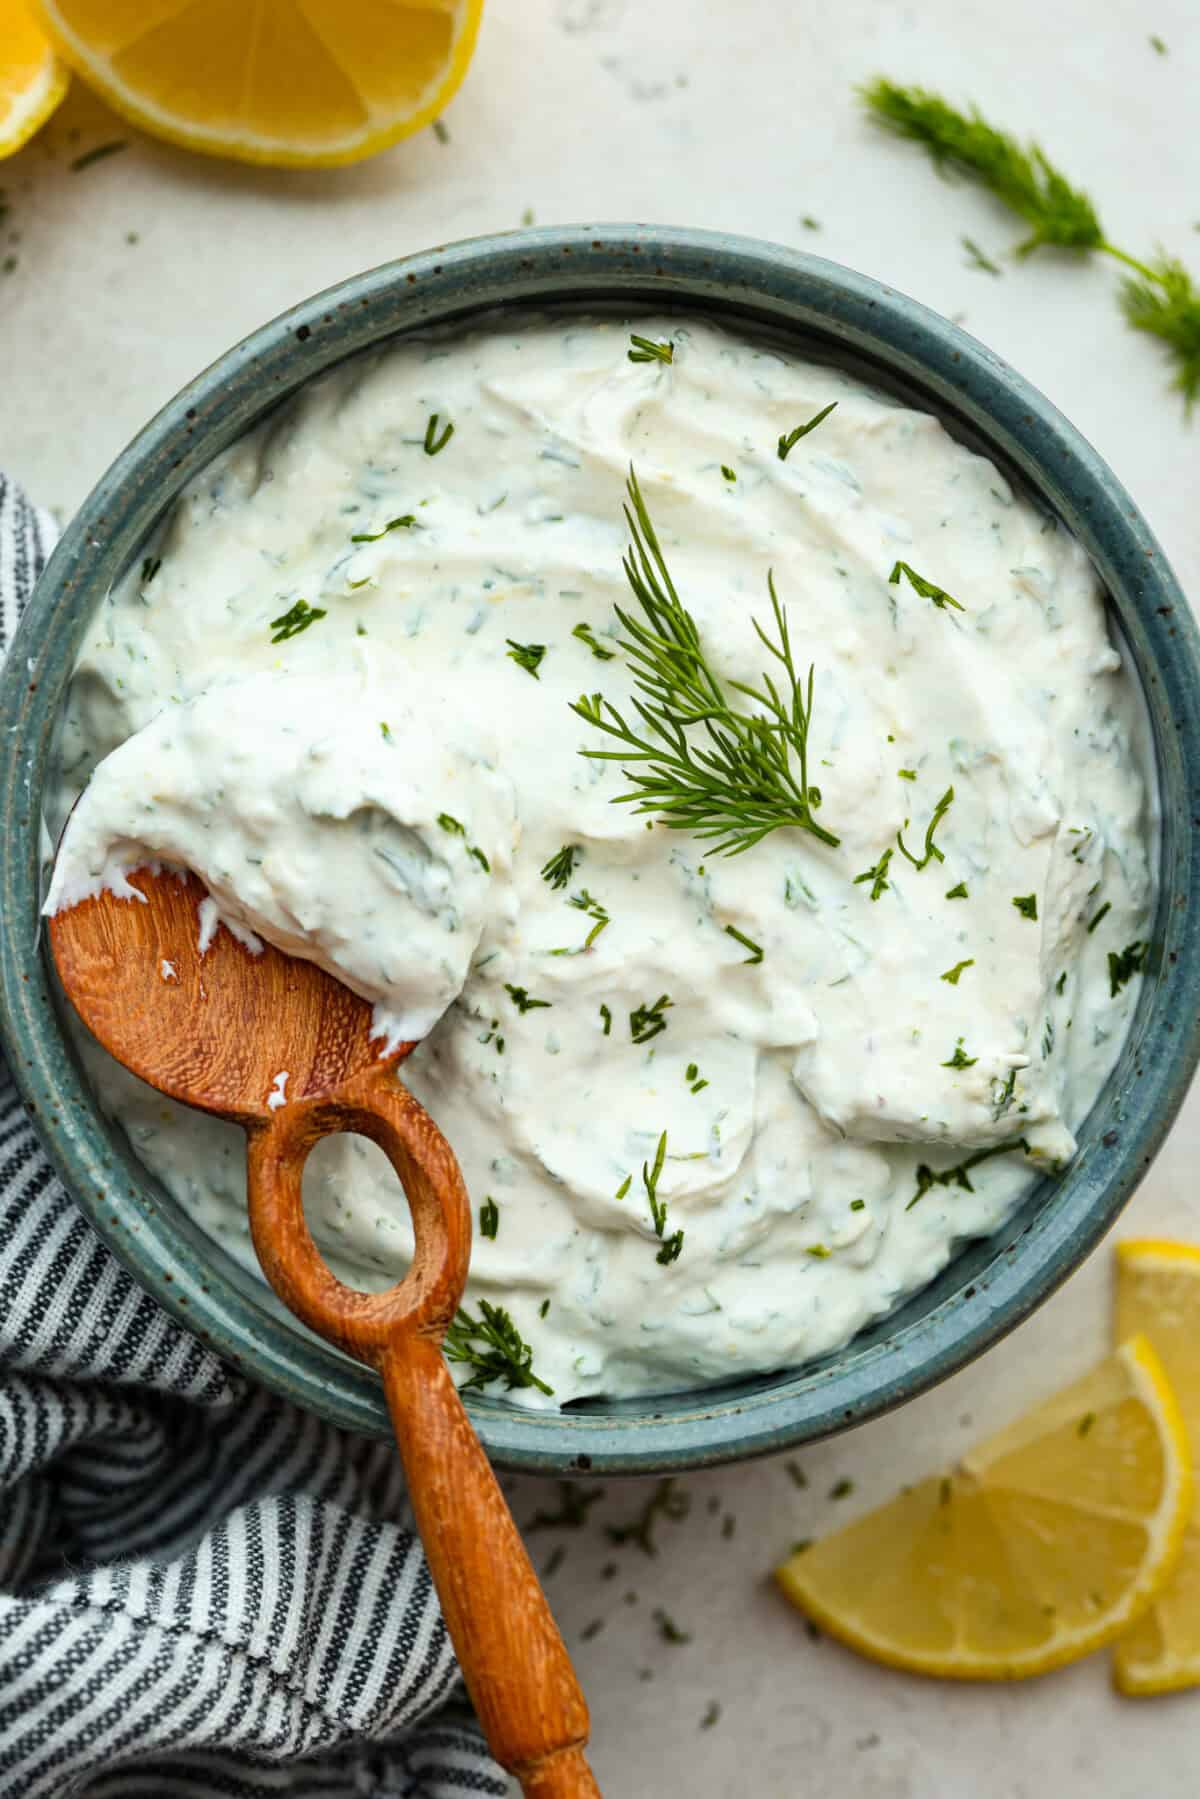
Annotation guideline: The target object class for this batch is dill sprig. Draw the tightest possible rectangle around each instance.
[551,888,610,954]
[644,1130,669,1232]
[854,846,893,901]
[541,845,579,889]
[861,80,1104,255]
[629,334,674,364]
[444,1301,553,1395]
[862,80,1200,411]
[505,983,551,1013]
[724,923,764,964]
[630,993,672,1043]
[424,412,454,455]
[573,621,616,661]
[350,514,415,543]
[889,561,964,613]
[571,469,839,858]
[897,785,954,870]
[777,401,838,460]
[270,599,326,643]
[1109,940,1149,996]
[642,1131,684,1263]
[907,1138,1030,1210]
[506,639,547,679]
[1119,255,1200,412]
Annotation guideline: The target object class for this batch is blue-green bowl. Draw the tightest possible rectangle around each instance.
[2,226,1197,1475]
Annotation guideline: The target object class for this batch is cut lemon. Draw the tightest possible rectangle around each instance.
[33,0,484,168]
[1114,1241,1200,1693]
[776,1336,1191,1680]
[0,1,69,157]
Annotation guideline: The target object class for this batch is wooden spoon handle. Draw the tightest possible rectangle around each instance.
[243,1074,599,1794]
[381,1337,600,1797]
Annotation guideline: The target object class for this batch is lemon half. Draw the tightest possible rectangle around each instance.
[34,0,484,168]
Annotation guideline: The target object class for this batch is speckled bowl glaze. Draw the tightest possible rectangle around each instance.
[2,226,1198,1475]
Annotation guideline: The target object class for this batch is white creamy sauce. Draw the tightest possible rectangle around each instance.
[47,313,1154,1407]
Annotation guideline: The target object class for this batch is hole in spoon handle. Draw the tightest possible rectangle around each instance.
[381,1336,599,1795]
[244,1064,471,1359]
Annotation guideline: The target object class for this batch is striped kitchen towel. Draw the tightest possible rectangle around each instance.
[0,473,506,1797]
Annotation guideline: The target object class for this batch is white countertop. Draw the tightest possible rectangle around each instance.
[3,1,1198,1793]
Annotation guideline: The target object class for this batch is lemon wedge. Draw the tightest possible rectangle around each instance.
[0,1,68,157]
[1114,1241,1200,1693]
[33,0,483,167]
[776,1335,1191,1680]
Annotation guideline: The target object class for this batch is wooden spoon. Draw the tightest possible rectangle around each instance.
[49,867,600,1799]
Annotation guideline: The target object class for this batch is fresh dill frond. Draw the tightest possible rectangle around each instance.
[541,844,580,889]
[907,1138,1029,1210]
[1109,940,1149,996]
[942,1038,977,1069]
[1012,893,1038,920]
[991,1067,1018,1118]
[550,888,610,954]
[861,80,1104,256]
[643,1130,668,1231]
[436,812,490,873]
[269,599,326,643]
[897,785,954,870]
[444,1301,552,1395]
[571,468,840,858]
[628,334,674,364]
[940,957,974,985]
[599,1002,612,1035]
[777,401,838,460]
[505,983,552,1014]
[630,993,673,1044]
[350,514,416,542]
[641,1132,683,1262]
[863,80,1200,410]
[721,464,737,482]
[1119,255,1200,412]
[479,1196,499,1239]
[945,881,968,900]
[854,846,893,901]
[724,923,764,964]
[889,561,964,613]
[572,621,616,661]
[1087,899,1112,934]
[506,639,547,678]
[423,412,454,455]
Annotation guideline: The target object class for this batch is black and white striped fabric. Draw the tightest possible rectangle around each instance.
[0,475,506,1798]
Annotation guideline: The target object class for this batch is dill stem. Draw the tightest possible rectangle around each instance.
[1098,242,1160,284]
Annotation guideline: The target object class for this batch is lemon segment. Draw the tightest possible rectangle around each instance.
[0,1,69,157]
[1114,1241,1200,1693]
[34,0,483,167]
[776,1336,1191,1680]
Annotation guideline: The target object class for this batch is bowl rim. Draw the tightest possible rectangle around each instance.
[3,222,1198,1476]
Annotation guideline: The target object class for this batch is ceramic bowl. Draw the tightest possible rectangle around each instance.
[3,225,1198,1475]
